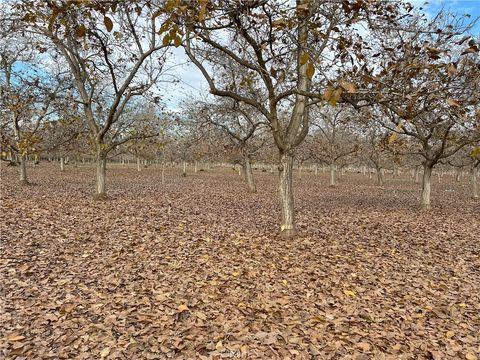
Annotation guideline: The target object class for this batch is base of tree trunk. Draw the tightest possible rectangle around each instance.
[420,203,431,211]
[19,179,30,185]
[93,193,109,201]
[279,227,297,239]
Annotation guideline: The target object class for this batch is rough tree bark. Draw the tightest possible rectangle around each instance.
[414,165,420,184]
[471,166,478,199]
[376,166,384,187]
[421,162,433,210]
[329,161,336,187]
[95,153,107,200]
[136,156,141,172]
[19,155,28,184]
[162,161,166,184]
[182,161,187,177]
[244,156,256,193]
[279,152,295,238]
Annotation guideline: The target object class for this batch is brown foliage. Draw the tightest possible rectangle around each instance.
[0,165,479,359]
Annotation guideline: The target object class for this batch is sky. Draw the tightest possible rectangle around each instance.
[163,0,480,110]
[411,0,480,20]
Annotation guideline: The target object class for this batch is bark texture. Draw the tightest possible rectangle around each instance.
[279,152,296,238]
[95,154,107,200]
[19,155,28,184]
[421,163,433,210]
[244,156,256,193]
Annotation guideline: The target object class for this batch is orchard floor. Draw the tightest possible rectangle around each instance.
[1,163,479,360]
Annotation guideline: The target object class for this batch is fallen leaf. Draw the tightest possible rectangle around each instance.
[447,98,460,107]
[8,335,25,342]
[100,347,110,358]
[356,342,371,351]
[177,304,189,312]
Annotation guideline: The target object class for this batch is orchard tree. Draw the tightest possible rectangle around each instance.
[0,13,68,183]
[310,105,359,187]
[120,102,167,171]
[167,0,405,238]
[187,98,267,193]
[351,11,480,209]
[359,120,391,187]
[448,144,480,199]
[17,0,173,198]
[471,146,480,199]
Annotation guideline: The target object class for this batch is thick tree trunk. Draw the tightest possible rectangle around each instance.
[60,157,65,171]
[329,161,335,187]
[421,163,433,210]
[162,162,166,184]
[363,166,366,176]
[95,154,107,200]
[182,161,187,177]
[314,165,318,176]
[455,168,461,182]
[19,155,28,184]
[369,169,372,180]
[244,156,256,193]
[472,166,478,199]
[279,152,296,239]
[194,160,198,173]
[136,156,141,172]
[376,167,384,187]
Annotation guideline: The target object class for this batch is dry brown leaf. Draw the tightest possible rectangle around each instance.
[7,335,25,342]
[177,304,189,312]
[100,347,110,358]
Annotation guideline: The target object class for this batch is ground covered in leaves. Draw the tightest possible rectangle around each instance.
[1,164,479,359]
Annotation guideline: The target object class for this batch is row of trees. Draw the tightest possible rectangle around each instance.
[1,0,479,238]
